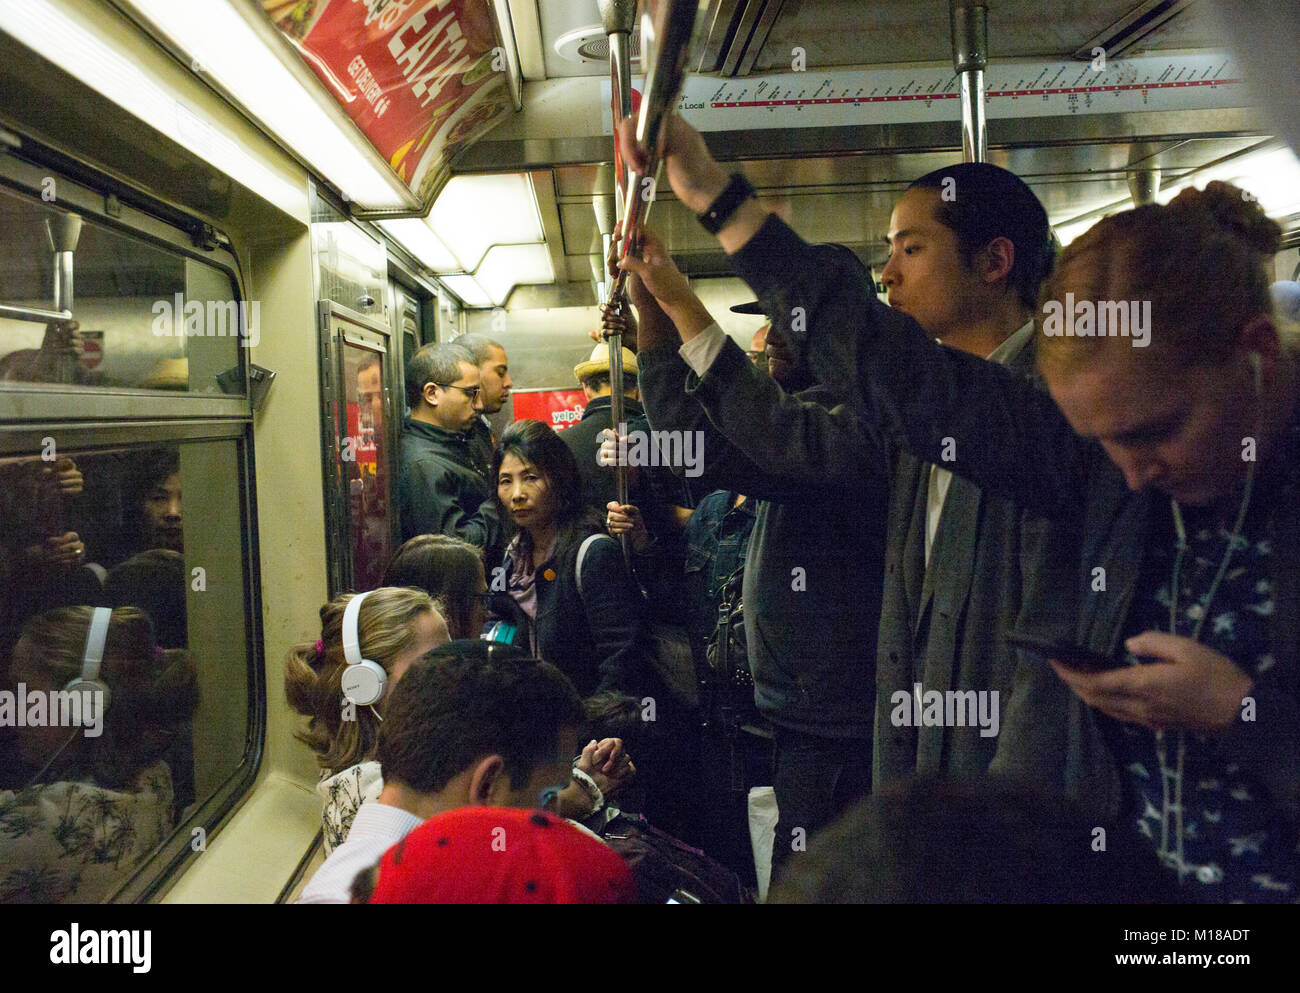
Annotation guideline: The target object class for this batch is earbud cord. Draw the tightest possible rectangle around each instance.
[1162,443,1257,880]
[21,729,81,793]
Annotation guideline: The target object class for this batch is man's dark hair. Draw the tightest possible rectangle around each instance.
[376,639,584,794]
[404,342,474,409]
[579,371,638,395]
[768,777,1179,904]
[105,549,188,648]
[453,334,504,366]
[907,163,1054,309]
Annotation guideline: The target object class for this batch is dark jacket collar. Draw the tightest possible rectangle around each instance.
[580,395,645,422]
[404,416,470,446]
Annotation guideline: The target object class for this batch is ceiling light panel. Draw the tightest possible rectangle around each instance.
[377,219,461,273]
[0,0,304,211]
[440,274,494,309]
[429,173,544,271]
[474,243,556,304]
[122,0,415,210]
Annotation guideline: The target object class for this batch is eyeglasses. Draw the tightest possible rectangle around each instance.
[432,382,480,402]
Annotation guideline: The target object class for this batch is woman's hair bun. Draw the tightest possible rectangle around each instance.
[1171,180,1282,256]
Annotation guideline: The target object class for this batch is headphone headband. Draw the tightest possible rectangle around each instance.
[341,590,375,667]
[340,590,386,708]
[82,607,111,685]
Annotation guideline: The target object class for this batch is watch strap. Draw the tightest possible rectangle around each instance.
[697,173,756,235]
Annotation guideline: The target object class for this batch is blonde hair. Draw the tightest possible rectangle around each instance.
[13,606,198,789]
[1038,181,1283,379]
[284,587,440,772]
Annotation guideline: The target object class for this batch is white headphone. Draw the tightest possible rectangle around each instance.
[340,590,386,707]
[66,606,112,712]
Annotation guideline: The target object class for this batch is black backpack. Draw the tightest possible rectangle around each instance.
[588,807,751,904]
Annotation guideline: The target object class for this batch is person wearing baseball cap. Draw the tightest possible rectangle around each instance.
[353,806,636,904]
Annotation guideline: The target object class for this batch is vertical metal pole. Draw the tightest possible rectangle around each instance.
[45,213,82,384]
[599,0,638,529]
[951,3,988,163]
[1128,169,1161,205]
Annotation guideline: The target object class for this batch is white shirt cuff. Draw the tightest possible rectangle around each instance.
[678,322,728,376]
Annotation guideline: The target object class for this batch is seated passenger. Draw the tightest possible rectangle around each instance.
[284,587,449,853]
[0,606,198,903]
[382,534,492,640]
[297,639,632,904]
[354,806,636,904]
[492,419,649,699]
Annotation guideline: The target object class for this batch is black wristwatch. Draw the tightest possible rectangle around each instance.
[697,173,756,235]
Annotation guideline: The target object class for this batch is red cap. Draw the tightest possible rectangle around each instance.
[363,807,635,904]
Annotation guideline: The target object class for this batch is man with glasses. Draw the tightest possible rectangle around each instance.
[398,342,500,560]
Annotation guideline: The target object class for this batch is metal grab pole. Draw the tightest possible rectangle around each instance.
[599,0,638,534]
[951,3,988,163]
[605,0,697,307]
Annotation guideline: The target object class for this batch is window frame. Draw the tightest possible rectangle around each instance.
[0,150,251,423]
[0,150,265,904]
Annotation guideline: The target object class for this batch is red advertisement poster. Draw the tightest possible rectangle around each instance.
[345,401,378,468]
[511,389,587,434]
[262,0,513,201]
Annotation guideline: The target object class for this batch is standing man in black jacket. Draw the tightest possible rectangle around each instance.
[398,342,500,562]
[607,230,888,872]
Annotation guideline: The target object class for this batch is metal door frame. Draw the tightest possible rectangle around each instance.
[317,300,400,595]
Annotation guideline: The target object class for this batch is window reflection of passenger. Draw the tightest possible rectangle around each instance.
[104,549,194,823]
[352,353,387,589]
[0,606,199,903]
[357,353,383,443]
[126,448,183,556]
[105,549,187,649]
[0,457,104,671]
[0,320,92,385]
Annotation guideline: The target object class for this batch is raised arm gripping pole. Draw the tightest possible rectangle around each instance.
[603,1,697,548]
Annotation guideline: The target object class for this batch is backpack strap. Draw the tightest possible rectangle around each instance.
[574,532,617,600]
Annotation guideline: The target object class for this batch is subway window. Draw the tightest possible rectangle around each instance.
[0,186,247,393]
[0,167,261,903]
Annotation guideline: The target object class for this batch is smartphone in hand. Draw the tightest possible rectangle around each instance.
[1004,630,1119,673]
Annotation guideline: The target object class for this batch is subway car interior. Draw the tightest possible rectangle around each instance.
[1,0,1298,916]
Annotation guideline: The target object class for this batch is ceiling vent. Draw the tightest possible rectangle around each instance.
[554,24,643,64]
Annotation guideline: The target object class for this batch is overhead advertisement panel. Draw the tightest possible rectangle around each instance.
[261,0,513,204]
